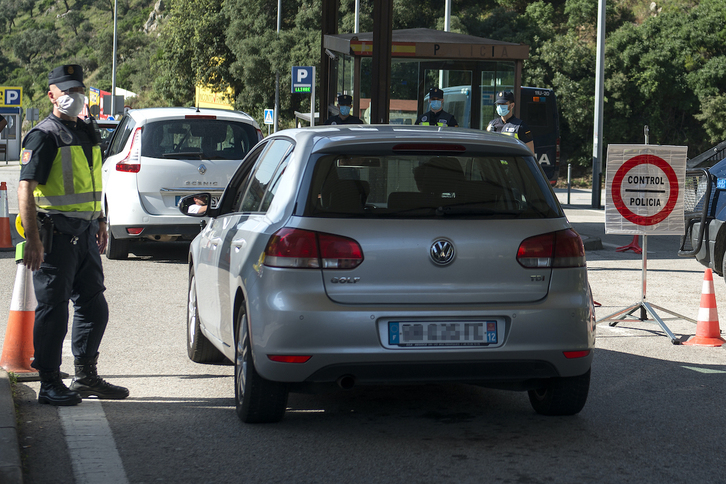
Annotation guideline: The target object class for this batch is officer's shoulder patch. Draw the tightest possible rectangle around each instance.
[21,149,32,165]
[421,116,427,122]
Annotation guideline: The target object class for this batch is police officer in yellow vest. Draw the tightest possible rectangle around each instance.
[486,90,535,153]
[415,88,459,127]
[18,65,129,406]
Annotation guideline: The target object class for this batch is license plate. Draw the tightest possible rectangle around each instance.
[175,195,219,207]
[388,321,498,347]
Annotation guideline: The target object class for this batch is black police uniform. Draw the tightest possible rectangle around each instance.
[20,114,108,373]
[415,109,458,127]
[325,94,364,125]
[324,113,363,125]
[486,116,534,145]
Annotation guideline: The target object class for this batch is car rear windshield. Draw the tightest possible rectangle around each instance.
[140,119,258,160]
[305,153,561,219]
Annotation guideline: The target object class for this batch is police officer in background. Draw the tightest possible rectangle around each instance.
[415,88,458,127]
[18,65,129,406]
[487,90,535,153]
[324,94,363,125]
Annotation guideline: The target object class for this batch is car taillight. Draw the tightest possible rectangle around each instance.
[517,229,585,269]
[267,355,312,363]
[263,228,364,269]
[116,127,142,173]
[256,128,263,142]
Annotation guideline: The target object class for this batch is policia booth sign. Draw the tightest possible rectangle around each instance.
[605,144,686,235]
[600,144,694,344]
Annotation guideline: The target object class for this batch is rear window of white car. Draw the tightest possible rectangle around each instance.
[141,119,258,160]
[306,154,561,219]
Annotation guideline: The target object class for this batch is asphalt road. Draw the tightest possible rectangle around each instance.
[1,173,726,483]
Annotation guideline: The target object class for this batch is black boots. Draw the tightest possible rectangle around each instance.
[38,371,82,406]
[69,354,130,400]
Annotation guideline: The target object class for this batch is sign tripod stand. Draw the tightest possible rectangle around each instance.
[595,233,695,344]
[597,131,695,344]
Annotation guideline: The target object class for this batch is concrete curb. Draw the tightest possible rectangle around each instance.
[0,369,23,484]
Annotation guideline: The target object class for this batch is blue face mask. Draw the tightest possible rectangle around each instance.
[339,105,351,116]
[430,100,443,111]
[496,104,510,116]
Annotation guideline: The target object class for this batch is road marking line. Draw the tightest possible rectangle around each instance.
[59,399,129,484]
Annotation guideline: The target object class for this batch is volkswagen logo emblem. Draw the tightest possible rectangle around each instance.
[430,239,455,266]
[198,164,207,175]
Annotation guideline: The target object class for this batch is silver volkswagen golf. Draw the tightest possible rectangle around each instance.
[181,126,595,423]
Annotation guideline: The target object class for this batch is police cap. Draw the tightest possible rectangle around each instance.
[48,65,85,91]
[337,94,353,106]
[428,88,444,99]
[495,91,515,104]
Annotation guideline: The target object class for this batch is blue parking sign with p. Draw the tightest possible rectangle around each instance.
[1,87,22,107]
[291,67,313,94]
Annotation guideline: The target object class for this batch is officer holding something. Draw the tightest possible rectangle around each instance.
[486,90,535,153]
[324,94,363,125]
[415,88,458,127]
[18,65,129,406]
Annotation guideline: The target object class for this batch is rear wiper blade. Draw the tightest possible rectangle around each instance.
[163,152,204,159]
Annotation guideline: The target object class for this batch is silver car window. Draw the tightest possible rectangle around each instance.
[307,153,559,219]
[239,139,294,213]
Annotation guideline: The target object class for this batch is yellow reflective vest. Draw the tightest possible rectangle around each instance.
[30,118,103,220]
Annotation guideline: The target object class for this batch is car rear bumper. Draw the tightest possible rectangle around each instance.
[110,221,205,239]
[244,268,595,385]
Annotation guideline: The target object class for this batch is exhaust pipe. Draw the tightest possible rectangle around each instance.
[337,375,356,390]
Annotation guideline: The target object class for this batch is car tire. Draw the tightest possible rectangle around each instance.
[106,216,129,260]
[187,267,226,363]
[234,309,288,423]
[528,369,591,416]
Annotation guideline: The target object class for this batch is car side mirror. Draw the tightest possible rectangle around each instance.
[179,193,212,217]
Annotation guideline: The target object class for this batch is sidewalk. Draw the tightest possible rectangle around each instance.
[0,369,22,483]
[1,160,26,483]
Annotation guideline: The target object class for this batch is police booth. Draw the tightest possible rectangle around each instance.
[0,86,23,163]
[321,28,529,128]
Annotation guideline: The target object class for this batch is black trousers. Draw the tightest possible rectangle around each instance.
[31,224,108,372]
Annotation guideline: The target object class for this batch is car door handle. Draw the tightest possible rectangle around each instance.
[232,238,247,251]
[209,236,222,246]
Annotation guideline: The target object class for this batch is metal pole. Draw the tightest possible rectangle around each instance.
[310,67,316,127]
[567,163,572,205]
[444,0,451,31]
[591,0,605,208]
[641,234,648,320]
[355,0,360,33]
[111,0,118,116]
[274,0,281,133]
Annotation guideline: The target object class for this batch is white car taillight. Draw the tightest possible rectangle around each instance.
[116,127,142,173]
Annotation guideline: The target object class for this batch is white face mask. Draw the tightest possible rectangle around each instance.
[56,92,85,118]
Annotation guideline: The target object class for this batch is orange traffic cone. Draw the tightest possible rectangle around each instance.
[684,268,726,347]
[0,242,39,381]
[0,181,12,250]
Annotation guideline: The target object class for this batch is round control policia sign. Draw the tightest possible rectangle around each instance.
[605,145,687,235]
